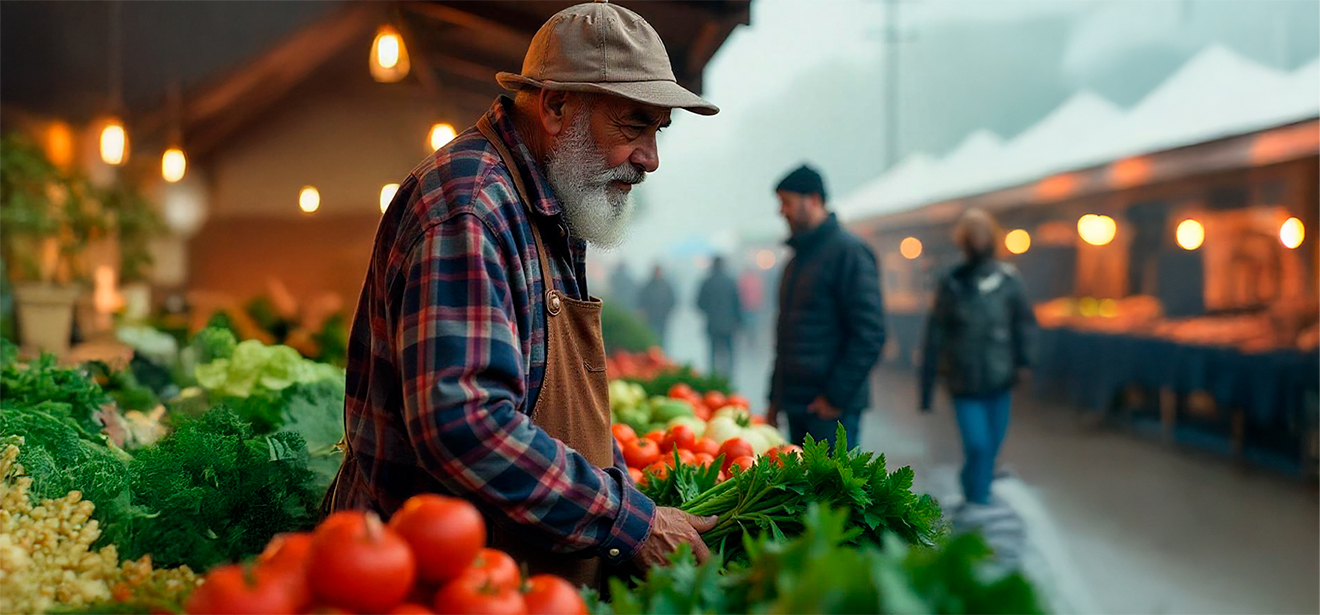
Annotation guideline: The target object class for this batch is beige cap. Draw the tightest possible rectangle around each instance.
[497,1,719,115]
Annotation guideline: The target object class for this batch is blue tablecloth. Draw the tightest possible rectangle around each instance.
[1034,327,1320,432]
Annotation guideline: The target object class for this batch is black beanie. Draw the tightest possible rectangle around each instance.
[774,164,827,201]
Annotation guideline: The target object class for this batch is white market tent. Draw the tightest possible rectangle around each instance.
[837,45,1320,222]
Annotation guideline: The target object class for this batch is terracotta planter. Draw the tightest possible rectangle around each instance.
[13,282,80,356]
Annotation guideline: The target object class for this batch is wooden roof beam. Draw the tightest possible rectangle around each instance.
[401,1,532,48]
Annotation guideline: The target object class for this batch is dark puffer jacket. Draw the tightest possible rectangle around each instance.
[770,214,886,413]
[919,259,1036,409]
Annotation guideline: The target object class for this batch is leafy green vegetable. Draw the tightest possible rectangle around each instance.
[644,424,944,562]
[117,407,321,570]
[601,300,657,354]
[596,504,1044,615]
[311,313,349,367]
[625,366,731,397]
[84,360,161,414]
[274,379,346,493]
[0,401,144,548]
[194,337,344,433]
[190,325,237,365]
[1,340,107,435]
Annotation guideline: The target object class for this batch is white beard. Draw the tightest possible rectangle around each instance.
[544,109,642,250]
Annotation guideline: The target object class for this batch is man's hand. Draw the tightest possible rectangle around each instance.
[808,396,841,420]
[765,404,779,428]
[632,507,717,567]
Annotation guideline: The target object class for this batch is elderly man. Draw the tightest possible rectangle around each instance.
[324,1,719,587]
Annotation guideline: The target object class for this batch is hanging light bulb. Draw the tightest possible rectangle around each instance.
[429,123,457,151]
[1175,219,1204,251]
[1078,214,1117,246]
[1280,217,1304,249]
[370,25,410,83]
[299,186,320,214]
[900,237,923,259]
[1005,229,1031,255]
[100,118,128,165]
[161,147,187,183]
[380,183,399,213]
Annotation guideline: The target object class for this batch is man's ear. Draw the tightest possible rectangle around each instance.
[538,89,572,136]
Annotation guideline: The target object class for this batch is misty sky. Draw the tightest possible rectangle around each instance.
[613,0,1320,271]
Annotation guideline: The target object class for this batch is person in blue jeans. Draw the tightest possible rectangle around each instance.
[919,209,1036,506]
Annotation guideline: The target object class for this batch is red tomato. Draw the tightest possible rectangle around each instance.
[389,604,437,615]
[717,438,755,470]
[644,430,666,445]
[185,564,302,615]
[727,394,751,409]
[661,425,697,453]
[693,453,715,468]
[610,424,638,444]
[389,494,487,583]
[692,438,720,457]
[690,403,712,421]
[522,575,587,615]
[307,511,416,613]
[627,467,645,484]
[433,571,527,615]
[644,461,669,481]
[728,456,756,473]
[622,439,660,468]
[667,383,695,399]
[258,532,313,569]
[255,533,314,611]
[304,606,354,615]
[465,549,521,591]
[702,391,728,411]
[672,449,697,467]
[717,470,730,483]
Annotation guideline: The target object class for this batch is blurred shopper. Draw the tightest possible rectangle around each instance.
[637,264,677,349]
[697,256,743,379]
[919,209,1036,509]
[768,165,885,447]
[738,265,767,347]
[608,262,639,313]
[329,2,722,587]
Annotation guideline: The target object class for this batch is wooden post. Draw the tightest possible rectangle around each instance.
[1231,409,1246,458]
[1160,388,1177,443]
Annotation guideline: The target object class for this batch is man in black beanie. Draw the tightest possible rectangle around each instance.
[767,164,886,447]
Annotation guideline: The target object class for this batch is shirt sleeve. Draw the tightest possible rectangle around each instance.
[396,209,653,564]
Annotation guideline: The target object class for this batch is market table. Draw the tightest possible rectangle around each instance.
[1032,326,1319,471]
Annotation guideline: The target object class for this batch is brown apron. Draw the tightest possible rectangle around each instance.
[322,117,615,589]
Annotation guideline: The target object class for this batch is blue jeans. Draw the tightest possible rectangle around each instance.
[787,410,861,449]
[953,391,1012,505]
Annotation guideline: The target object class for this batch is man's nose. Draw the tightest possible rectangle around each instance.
[631,136,660,173]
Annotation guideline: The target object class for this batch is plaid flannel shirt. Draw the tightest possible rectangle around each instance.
[337,98,654,564]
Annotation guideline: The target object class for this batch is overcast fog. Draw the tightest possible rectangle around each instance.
[614,0,1320,271]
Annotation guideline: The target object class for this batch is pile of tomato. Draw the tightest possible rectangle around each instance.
[613,424,801,487]
[662,383,750,421]
[185,495,586,615]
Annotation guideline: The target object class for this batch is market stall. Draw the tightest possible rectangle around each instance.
[0,327,1048,614]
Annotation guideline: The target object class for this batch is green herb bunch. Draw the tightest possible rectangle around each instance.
[642,424,945,562]
[115,407,322,570]
[594,504,1044,615]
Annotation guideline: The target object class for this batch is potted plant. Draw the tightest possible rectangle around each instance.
[0,133,107,355]
[102,176,165,322]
